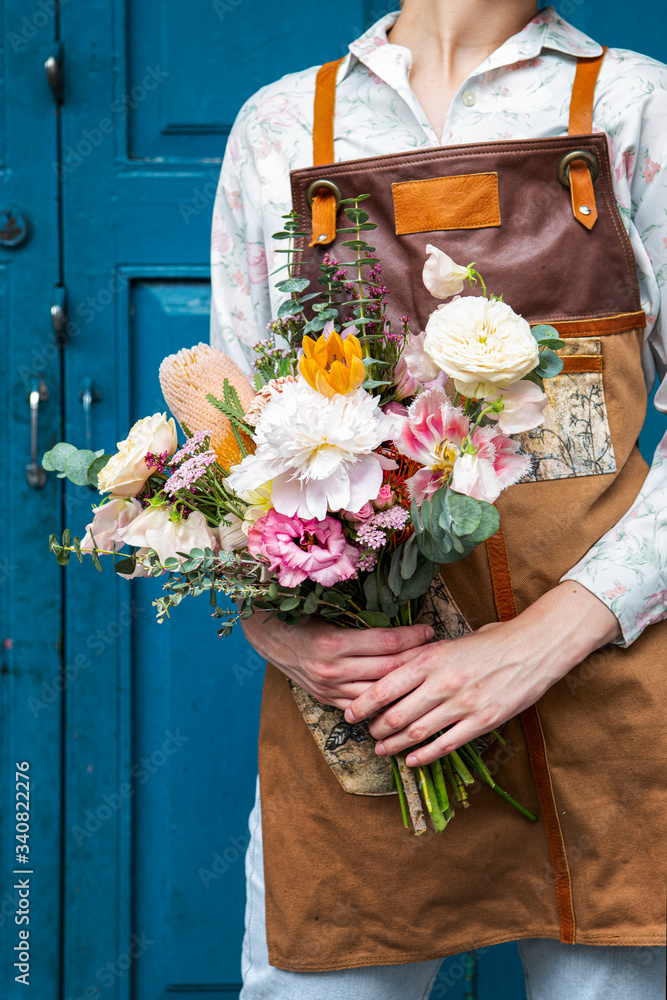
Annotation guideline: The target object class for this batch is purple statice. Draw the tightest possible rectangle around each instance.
[144,450,171,474]
[171,430,210,465]
[163,451,216,496]
[355,523,387,550]
[373,506,410,531]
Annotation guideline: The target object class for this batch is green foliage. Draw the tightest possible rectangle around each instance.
[42,442,110,487]
[411,486,500,564]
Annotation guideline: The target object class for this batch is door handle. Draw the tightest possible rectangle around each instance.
[26,379,49,490]
[79,378,103,453]
[45,43,64,105]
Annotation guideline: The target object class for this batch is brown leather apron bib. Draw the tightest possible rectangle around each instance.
[258,50,667,970]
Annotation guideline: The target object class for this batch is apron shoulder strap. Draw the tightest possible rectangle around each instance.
[312,58,344,165]
[308,57,345,246]
[568,47,608,135]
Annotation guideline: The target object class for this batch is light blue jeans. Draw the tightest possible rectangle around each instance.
[240,781,665,1000]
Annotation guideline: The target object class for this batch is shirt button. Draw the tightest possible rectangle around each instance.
[461,90,477,107]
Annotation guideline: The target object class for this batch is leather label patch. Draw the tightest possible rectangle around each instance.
[392,171,501,235]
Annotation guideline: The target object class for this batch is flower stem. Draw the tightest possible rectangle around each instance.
[449,749,475,786]
[418,766,447,832]
[430,757,450,813]
[391,756,409,829]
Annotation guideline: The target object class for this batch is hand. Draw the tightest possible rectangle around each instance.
[241,611,434,710]
[343,582,621,765]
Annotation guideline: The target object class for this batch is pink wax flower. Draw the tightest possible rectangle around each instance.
[247,510,359,588]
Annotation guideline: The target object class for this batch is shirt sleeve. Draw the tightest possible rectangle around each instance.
[209,103,272,374]
[561,149,667,646]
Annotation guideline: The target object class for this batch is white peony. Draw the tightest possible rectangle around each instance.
[226,379,396,521]
[423,244,471,299]
[423,296,540,398]
[80,497,143,551]
[118,504,217,563]
[97,413,178,497]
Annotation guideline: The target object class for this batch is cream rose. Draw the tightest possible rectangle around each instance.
[97,412,178,497]
[423,296,539,398]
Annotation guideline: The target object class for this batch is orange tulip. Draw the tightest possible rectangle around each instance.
[299,330,366,398]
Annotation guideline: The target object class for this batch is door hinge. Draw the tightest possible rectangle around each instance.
[45,42,64,105]
[51,284,68,346]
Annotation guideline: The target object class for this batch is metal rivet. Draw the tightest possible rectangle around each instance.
[317,234,327,241]
[461,89,477,107]
[579,205,591,215]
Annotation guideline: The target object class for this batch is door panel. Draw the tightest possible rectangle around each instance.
[1,12,61,998]
[44,1,667,998]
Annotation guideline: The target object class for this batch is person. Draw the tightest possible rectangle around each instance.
[210,3,667,997]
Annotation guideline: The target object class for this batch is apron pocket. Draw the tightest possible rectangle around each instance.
[516,336,616,481]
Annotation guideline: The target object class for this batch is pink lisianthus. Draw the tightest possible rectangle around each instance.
[451,426,531,503]
[247,509,359,588]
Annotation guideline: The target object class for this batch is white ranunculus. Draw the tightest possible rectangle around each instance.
[226,379,396,522]
[423,244,471,299]
[118,504,217,564]
[423,296,540,398]
[97,413,178,497]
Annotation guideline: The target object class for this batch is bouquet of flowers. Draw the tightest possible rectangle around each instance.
[46,197,565,834]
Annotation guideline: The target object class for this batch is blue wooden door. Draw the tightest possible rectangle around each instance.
[5,2,666,998]
[1,11,62,999]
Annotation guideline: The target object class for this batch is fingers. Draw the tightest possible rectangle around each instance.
[324,623,434,657]
[373,704,450,757]
[344,660,426,723]
[404,719,481,765]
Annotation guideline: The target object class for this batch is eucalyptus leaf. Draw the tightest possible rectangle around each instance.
[87,454,112,487]
[534,349,564,379]
[359,610,391,628]
[303,591,319,615]
[114,556,137,576]
[63,449,98,486]
[447,492,483,536]
[401,533,419,579]
[42,441,77,472]
[399,558,437,601]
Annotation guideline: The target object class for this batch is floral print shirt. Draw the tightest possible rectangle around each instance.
[210,5,667,645]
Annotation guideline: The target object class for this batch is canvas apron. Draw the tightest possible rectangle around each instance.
[257,49,667,971]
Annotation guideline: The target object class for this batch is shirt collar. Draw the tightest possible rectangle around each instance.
[342,5,603,87]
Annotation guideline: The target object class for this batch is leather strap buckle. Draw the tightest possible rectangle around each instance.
[557,149,600,189]
[557,149,600,231]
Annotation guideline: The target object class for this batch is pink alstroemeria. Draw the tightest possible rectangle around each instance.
[247,509,359,588]
[451,426,531,503]
[485,380,549,434]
